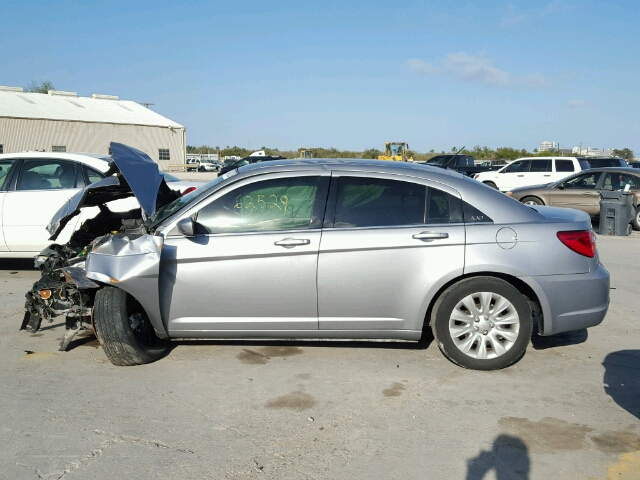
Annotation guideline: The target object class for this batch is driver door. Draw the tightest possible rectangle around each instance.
[161,172,330,336]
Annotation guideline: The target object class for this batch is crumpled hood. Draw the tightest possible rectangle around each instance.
[47,142,175,240]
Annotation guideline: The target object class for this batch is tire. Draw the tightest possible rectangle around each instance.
[93,287,169,366]
[633,208,640,231]
[431,277,533,370]
[483,181,498,190]
[520,196,544,206]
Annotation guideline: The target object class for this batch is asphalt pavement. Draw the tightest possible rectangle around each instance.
[0,235,638,479]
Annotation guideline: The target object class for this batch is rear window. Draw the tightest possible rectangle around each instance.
[530,160,552,172]
[579,160,590,170]
[555,160,575,172]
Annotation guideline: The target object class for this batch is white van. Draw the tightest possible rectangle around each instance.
[474,157,589,191]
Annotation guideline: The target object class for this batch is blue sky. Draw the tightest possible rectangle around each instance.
[1,0,639,152]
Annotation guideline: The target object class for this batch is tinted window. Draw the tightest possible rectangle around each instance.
[17,160,77,191]
[427,188,462,224]
[530,160,552,172]
[602,172,638,191]
[504,160,530,173]
[0,159,15,190]
[579,160,591,170]
[563,172,600,189]
[426,156,445,166]
[333,177,426,228]
[555,160,575,172]
[196,176,321,234]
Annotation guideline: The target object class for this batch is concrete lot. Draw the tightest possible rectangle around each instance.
[0,235,638,479]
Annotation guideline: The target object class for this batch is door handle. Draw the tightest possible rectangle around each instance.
[412,232,449,241]
[543,175,551,177]
[517,175,524,177]
[582,192,592,196]
[274,238,311,248]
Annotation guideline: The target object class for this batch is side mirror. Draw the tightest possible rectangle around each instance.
[557,184,565,190]
[176,217,195,237]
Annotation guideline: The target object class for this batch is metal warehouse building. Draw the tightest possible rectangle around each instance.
[0,86,185,169]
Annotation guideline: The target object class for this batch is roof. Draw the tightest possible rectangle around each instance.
[0,151,111,172]
[0,90,183,128]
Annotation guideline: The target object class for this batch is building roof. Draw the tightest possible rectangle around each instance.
[0,89,183,128]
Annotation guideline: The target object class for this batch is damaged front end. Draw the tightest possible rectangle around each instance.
[21,142,181,351]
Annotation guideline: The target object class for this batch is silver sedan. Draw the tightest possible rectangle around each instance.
[26,156,610,370]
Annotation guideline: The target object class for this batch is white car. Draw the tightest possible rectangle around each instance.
[474,157,589,192]
[0,151,201,258]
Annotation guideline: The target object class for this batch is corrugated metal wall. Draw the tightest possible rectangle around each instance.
[0,118,186,170]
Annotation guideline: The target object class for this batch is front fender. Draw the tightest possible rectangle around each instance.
[86,234,167,338]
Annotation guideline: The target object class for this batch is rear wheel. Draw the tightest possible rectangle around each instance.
[93,287,169,366]
[431,277,533,370]
[483,181,498,190]
[520,196,544,206]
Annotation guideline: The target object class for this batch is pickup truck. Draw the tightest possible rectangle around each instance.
[419,154,501,177]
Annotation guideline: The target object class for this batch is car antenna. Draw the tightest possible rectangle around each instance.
[448,146,465,167]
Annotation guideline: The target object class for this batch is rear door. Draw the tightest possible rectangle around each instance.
[528,159,553,186]
[549,171,602,215]
[317,173,465,333]
[554,159,576,182]
[2,159,83,252]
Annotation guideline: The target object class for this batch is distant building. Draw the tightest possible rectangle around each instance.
[0,86,185,169]
[571,146,616,156]
[539,141,557,152]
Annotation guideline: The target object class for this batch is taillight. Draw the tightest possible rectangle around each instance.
[182,186,197,196]
[556,230,596,258]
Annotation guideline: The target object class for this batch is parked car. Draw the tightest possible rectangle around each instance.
[627,162,640,169]
[578,157,627,169]
[507,168,640,229]
[186,158,222,172]
[419,154,500,177]
[474,157,587,192]
[23,154,609,371]
[218,155,286,176]
[0,150,201,257]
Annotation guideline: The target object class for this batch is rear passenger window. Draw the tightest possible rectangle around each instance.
[332,177,463,227]
[530,160,552,172]
[555,160,575,172]
[334,177,426,227]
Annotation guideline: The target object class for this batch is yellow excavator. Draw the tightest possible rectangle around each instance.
[378,142,413,162]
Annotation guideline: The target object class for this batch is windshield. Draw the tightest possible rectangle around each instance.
[426,157,444,166]
[145,175,226,230]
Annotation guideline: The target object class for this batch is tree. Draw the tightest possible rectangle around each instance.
[25,80,55,93]
[613,148,634,161]
[362,148,382,159]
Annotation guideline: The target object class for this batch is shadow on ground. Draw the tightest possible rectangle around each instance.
[531,328,588,350]
[466,434,530,480]
[603,350,640,420]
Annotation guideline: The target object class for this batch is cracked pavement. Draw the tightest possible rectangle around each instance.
[0,235,639,479]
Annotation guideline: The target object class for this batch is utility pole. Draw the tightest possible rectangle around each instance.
[140,102,154,109]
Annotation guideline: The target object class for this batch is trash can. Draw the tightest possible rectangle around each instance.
[599,191,636,236]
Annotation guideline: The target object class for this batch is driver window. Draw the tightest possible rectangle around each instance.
[195,176,321,234]
[503,160,530,173]
[564,172,600,189]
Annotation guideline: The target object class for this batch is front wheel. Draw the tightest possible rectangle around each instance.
[483,181,498,190]
[93,287,169,366]
[431,277,533,370]
[520,196,544,206]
